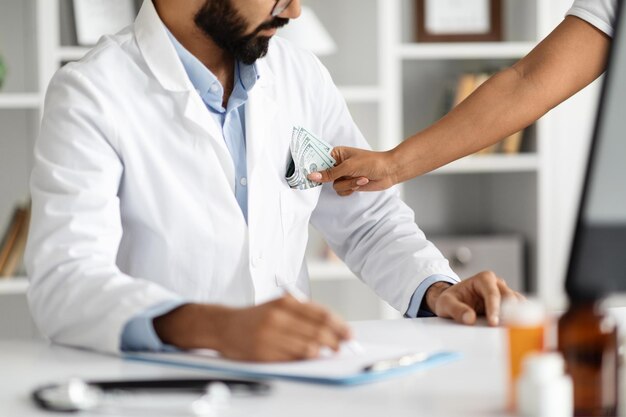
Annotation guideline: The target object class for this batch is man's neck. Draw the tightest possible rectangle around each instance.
[155,3,235,106]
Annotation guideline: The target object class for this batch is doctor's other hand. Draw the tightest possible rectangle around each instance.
[307,146,400,196]
[424,271,524,327]
[153,295,352,362]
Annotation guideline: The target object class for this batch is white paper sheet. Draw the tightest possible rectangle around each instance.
[128,342,447,381]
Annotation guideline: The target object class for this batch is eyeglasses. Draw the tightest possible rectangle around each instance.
[271,0,293,17]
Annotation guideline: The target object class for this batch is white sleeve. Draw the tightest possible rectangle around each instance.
[567,0,617,36]
[308,58,460,314]
[25,67,183,354]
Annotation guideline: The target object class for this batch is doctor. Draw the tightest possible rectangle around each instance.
[26,0,519,362]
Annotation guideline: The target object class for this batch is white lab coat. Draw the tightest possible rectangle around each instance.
[25,0,458,354]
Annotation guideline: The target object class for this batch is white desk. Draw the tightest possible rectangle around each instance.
[1,318,512,417]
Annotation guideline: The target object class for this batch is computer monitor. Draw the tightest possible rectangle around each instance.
[565,1,626,302]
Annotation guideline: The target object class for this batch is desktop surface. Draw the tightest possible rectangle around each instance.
[1,318,511,417]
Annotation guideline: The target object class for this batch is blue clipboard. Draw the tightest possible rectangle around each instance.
[125,347,460,386]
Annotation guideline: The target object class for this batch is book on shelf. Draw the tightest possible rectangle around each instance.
[452,73,478,109]
[0,203,30,279]
[450,72,525,156]
[501,130,524,155]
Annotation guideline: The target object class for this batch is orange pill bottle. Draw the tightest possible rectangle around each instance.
[501,298,546,411]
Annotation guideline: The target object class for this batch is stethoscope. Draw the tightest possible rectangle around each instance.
[32,377,271,415]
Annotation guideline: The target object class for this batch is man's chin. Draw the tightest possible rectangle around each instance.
[234,37,271,65]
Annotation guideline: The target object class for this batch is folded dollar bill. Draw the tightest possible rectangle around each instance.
[286,127,336,190]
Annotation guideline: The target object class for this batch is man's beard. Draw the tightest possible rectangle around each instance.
[195,0,289,65]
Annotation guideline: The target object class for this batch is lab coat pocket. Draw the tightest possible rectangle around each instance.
[277,187,321,286]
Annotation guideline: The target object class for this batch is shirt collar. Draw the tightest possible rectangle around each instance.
[165,28,259,108]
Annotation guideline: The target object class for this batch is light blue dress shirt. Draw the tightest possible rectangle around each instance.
[168,34,257,223]
[120,31,457,351]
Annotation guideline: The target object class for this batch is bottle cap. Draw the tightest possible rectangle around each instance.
[521,352,565,381]
[517,352,573,417]
[500,298,545,327]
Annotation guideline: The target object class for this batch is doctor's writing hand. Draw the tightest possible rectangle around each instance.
[424,271,524,327]
[153,295,352,362]
[307,146,400,196]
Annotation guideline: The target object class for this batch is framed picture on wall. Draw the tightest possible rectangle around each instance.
[415,0,502,43]
[72,0,136,46]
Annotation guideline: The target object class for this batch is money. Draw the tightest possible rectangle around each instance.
[286,126,336,190]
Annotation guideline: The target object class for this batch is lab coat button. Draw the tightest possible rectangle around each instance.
[240,177,247,186]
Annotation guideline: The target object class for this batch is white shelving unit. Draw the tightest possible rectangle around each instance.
[0,94,41,109]
[429,154,540,175]
[0,278,29,295]
[0,0,601,333]
[0,0,39,325]
[398,42,535,60]
[389,0,594,307]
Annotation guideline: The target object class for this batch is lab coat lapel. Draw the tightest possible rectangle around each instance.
[135,0,235,191]
[181,92,236,192]
[246,61,278,180]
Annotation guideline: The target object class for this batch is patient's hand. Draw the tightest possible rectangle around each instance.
[424,272,524,326]
[308,146,398,196]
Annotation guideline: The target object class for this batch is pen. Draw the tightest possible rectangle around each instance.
[362,352,431,373]
[285,286,365,355]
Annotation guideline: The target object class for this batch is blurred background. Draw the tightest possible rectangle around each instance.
[0,0,602,338]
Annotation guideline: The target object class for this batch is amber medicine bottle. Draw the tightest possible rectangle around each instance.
[501,298,546,411]
[558,300,618,417]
